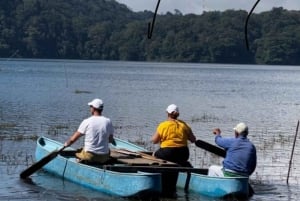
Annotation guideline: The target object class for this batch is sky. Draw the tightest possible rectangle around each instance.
[116,0,300,15]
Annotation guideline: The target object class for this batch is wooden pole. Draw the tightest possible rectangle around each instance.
[287,120,300,184]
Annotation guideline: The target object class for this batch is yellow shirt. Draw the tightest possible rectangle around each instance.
[157,120,192,148]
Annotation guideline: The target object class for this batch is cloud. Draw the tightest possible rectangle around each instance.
[116,0,300,14]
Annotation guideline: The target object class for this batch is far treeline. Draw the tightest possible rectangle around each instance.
[1,0,300,65]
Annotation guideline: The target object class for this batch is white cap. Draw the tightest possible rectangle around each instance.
[166,104,179,114]
[88,98,104,109]
[233,122,248,134]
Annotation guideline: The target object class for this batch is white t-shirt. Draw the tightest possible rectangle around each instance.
[77,115,114,154]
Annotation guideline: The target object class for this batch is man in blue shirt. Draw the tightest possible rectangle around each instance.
[208,122,257,177]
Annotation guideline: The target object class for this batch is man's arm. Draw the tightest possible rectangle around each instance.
[64,131,82,147]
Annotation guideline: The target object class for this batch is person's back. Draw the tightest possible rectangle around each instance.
[208,122,257,177]
[81,115,113,155]
[151,104,196,165]
[64,98,115,164]
[216,135,257,176]
[157,119,191,148]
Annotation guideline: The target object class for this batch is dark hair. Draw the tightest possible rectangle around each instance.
[93,106,103,113]
[169,112,179,119]
[239,130,248,137]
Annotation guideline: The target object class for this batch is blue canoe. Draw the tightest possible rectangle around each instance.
[35,136,161,197]
[35,136,250,198]
[177,172,249,198]
[114,139,250,198]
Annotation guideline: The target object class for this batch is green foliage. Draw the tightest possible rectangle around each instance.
[0,0,300,65]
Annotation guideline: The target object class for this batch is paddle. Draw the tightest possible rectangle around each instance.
[195,139,226,157]
[20,146,66,179]
[195,139,254,196]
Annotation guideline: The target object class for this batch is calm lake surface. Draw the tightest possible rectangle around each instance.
[1,59,300,200]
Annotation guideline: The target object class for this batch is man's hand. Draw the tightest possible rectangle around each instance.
[213,128,221,135]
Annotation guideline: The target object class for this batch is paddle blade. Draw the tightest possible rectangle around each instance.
[20,146,65,179]
[195,140,226,157]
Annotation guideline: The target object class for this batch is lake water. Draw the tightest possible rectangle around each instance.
[1,59,300,200]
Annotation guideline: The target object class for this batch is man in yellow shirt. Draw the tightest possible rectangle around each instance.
[151,104,196,166]
[151,104,196,196]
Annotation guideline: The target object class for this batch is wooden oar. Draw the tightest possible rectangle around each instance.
[195,139,226,157]
[20,146,66,179]
[195,139,254,196]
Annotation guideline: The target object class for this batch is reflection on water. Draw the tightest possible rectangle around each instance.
[1,59,300,200]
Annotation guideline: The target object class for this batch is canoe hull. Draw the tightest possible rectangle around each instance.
[35,136,250,198]
[177,172,249,198]
[35,137,161,197]
[117,139,250,198]
[112,138,250,198]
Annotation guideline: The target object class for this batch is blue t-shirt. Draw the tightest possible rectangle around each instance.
[215,135,257,176]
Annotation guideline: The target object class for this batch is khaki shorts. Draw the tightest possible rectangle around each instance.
[75,148,110,163]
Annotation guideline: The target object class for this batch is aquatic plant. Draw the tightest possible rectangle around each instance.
[74,89,92,94]
[0,123,17,129]
[191,113,219,123]
[47,124,70,136]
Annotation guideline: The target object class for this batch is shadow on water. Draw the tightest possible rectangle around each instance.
[248,182,300,201]
[19,172,116,201]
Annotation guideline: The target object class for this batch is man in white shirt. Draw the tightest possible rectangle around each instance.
[64,98,115,163]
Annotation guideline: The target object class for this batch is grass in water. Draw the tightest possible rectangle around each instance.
[74,89,92,94]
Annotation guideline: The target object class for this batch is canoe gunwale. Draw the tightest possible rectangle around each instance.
[103,165,208,174]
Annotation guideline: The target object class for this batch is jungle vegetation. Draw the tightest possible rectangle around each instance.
[1,0,300,65]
